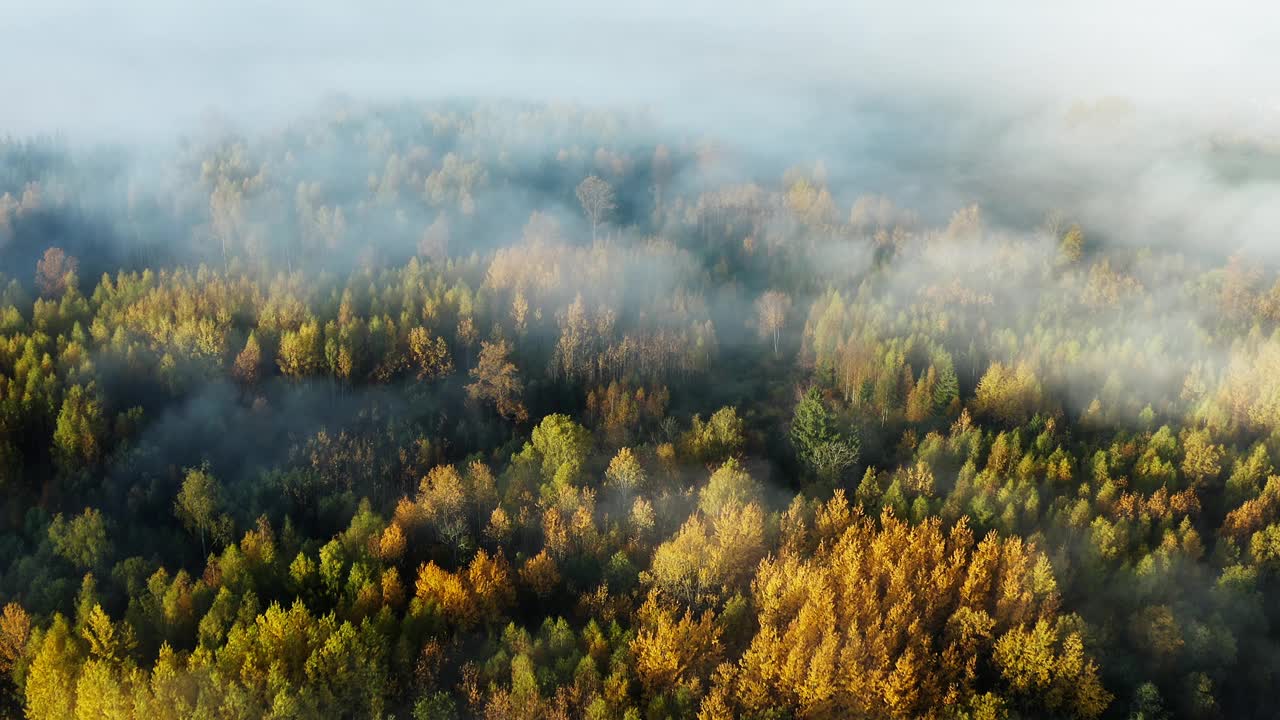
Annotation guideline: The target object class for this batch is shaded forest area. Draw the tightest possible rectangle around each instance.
[1,101,1280,719]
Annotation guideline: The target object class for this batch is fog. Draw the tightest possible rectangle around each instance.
[6,2,1276,137]
[5,2,1278,261]
[5,6,1280,717]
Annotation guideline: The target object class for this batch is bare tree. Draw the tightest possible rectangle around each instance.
[210,178,244,273]
[755,291,791,356]
[651,144,671,212]
[576,175,615,242]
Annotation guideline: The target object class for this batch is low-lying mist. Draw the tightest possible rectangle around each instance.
[2,4,1280,720]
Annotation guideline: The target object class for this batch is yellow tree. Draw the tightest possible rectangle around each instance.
[232,331,262,388]
[277,319,322,379]
[467,339,528,423]
[713,501,1110,719]
[1181,428,1224,488]
[408,327,453,380]
[0,603,30,675]
[419,464,469,551]
[605,447,646,498]
[632,593,722,699]
[25,615,81,720]
[518,549,561,599]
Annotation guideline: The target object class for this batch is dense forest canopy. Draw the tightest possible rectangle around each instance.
[4,4,1280,720]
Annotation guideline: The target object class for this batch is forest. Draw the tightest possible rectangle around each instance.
[0,97,1279,720]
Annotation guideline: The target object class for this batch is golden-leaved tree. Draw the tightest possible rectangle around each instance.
[704,501,1111,720]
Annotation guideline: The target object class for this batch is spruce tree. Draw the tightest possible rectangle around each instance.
[791,387,836,471]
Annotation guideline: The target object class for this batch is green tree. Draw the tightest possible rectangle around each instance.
[791,387,835,465]
[681,406,745,464]
[414,692,459,720]
[48,508,110,570]
[530,414,592,486]
[790,388,858,480]
[174,466,230,557]
[53,384,105,476]
[699,458,762,517]
[932,351,960,411]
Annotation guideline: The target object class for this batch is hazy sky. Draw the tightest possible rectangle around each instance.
[3,2,1276,140]
[4,1,1278,256]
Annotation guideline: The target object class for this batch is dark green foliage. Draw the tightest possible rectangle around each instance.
[791,387,859,482]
